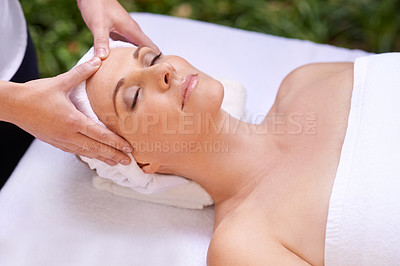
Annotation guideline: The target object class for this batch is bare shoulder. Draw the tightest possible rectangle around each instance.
[284,62,353,84]
[207,217,310,266]
[276,62,354,102]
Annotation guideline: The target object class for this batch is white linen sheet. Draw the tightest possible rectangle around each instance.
[0,13,369,266]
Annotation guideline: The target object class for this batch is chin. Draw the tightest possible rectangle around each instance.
[208,79,225,114]
[214,80,225,110]
[192,78,224,114]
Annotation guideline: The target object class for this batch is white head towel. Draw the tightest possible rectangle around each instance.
[69,40,246,208]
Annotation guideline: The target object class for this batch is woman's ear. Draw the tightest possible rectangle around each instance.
[141,163,160,174]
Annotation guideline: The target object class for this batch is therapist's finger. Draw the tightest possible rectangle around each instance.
[57,57,101,92]
[118,18,160,53]
[109,31,129,42]
[77,115,132,154]
[66,133,131,166]
[68,114,132,164]
[92,25,110,59]
[56,142,118,166]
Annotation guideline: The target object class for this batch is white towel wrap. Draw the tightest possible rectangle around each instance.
[325,53,400,265]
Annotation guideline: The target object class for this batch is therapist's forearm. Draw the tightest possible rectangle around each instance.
[0,80,24,124]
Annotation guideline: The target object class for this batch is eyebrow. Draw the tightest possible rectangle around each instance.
[113,78,125,116]
[133,45,146,59]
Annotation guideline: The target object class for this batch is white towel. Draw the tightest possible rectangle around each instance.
[325,53,400,265]
[69,40,246,208]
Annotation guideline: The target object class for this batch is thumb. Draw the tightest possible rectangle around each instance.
[58,57,102,91]
[93,27,110,59]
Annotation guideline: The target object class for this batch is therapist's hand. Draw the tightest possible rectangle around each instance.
[13,57,132,166]
[77,0,160,59]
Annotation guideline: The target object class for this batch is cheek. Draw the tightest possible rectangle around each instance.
[127,114,203,163]
[207,80,224,111]
[122,107,181,161]
[139,96,180,136]
[129,133,180,165]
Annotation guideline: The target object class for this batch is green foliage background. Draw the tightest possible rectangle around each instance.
[20,0,400,78]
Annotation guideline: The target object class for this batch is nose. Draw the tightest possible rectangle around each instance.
[156,63,174,91]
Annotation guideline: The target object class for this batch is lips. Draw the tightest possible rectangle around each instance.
[180,74,198,110]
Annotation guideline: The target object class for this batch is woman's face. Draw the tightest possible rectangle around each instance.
[86,46,224,167]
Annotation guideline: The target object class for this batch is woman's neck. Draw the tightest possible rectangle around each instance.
[174,111,280,216]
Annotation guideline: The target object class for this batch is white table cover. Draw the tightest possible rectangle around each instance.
[0,13,369,266]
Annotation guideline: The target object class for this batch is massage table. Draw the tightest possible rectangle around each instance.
[0,13,369,266]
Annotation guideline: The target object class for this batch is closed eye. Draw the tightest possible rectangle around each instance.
[131,87,141,110]
[150,52,162,66]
